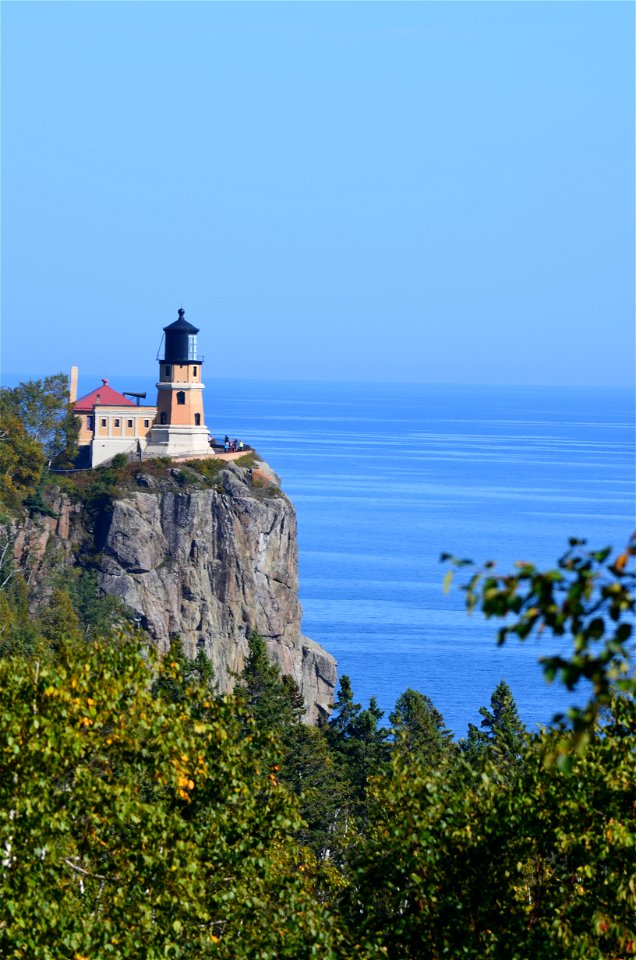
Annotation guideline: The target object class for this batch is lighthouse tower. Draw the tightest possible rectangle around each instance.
[146,308,210,457]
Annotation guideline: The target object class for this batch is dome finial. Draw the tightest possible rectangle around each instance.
[178,307,185,320]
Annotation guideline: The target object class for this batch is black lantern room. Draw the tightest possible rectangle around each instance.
[162,309,200,364]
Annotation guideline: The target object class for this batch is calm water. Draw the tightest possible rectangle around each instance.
[6,373,635,736]
[203,380,634,736]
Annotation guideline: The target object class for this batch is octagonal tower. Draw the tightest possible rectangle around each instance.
[146,308,210,457]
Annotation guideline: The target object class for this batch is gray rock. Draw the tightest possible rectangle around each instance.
[7,462,337,722]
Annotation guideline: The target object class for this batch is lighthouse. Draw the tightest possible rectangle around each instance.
[145,308,211,457]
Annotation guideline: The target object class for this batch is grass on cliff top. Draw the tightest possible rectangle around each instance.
[52,449,278,508]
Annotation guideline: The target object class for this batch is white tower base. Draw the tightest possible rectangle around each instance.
[145,424,211,459]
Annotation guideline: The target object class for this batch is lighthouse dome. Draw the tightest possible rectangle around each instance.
[162,308,200,363]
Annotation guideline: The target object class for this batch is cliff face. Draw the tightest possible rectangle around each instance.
[9,460,337,722]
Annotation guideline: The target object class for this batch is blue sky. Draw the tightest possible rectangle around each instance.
[2,1,634,386]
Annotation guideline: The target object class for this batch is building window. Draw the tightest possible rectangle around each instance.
[114,419,120,428]
[164,365,171,379]
[188,334,197,360]
[127,419,133,428]
[193,366,198,378]
[87,416,94,430]
[177,391,186,405]
[101,418,107,428]
[160,412,167,425]
[144,419,149,428]
[194,413,201,426]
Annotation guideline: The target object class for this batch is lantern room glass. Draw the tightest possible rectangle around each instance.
[188,335,197,361]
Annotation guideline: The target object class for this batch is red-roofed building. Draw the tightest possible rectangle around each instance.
[70,308,210,466]
[74,379,136,413]
[73,377,157,467]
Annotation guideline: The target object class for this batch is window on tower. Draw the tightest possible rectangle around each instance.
[195,413,201,425]
[164,365,172,379]
[160,412,167,425]
[177,391,186,405]
[193,366,198,377]
[188,335,197,361]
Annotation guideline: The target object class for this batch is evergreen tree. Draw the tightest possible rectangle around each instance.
[152,636,216,711]
[280,723,351,860]
[327,677,391,826]
[38,588,83,650]
[238,631,305,738]
[389,688,455,765]
[461,680,527,775]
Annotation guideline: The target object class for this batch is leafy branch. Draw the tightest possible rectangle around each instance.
[442,536,635,734]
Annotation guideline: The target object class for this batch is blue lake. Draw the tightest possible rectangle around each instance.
[203,379,634,736]
[6,372,635,736]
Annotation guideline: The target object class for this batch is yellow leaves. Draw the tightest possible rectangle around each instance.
[614,550,629,573]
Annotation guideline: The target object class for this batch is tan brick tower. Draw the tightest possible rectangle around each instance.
[146,308,210,457]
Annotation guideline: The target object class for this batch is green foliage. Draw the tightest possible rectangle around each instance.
[461,679,528,776]
[64,568,124,639]
[0,527,633,957]
[181,456,227,484]
[0,634,357,959]
[327,676,391,828]
[110,452,129,469]
[235,636,356,862]
[235,452,258,469]
[347,690,636,959]
[0,374,78,475]
[389,688,455,766]
[238,631,306,738]
[152,636,216,708]
[443,537,636,736]
[0,401,46,511]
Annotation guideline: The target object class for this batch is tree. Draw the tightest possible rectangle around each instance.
[347,691,636,959]
[461,680,528,775]
[0,375,79,512]
[0,633,360,959]
[0,374,79,467]
[389,688,455,766]
[327,677,391,828]
[237,631,306,738]
[152,635,216,710]
[443,537,636,741]
[342,541,636,957]
[0,407,45,510]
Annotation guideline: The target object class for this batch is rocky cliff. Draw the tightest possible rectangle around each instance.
[8,458,337,721]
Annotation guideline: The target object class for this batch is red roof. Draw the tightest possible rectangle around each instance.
[74,379,136,412]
